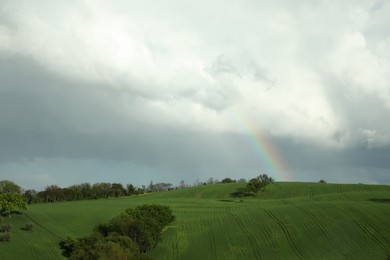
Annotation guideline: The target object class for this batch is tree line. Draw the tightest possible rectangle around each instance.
[23,182,146,204]
[2,176,243,206]
[22,181,181,204]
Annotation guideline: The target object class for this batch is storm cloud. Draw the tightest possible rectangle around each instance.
[0,0,389,189]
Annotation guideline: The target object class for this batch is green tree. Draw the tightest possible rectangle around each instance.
[23,189,37,204]
[244,174,274,196]
[111,183,126,197]
[0,192,27,217]
[0,180,21,194]
[222,178,235,183]
[69,232,143,260]
[63,204,173,259]
[126,184,136,195]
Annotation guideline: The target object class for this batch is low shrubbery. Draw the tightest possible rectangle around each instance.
[0,232,11,242]
[60,204,174,260]
[0,223,12,232]
[0,218,12,242]
[22,222,34,232]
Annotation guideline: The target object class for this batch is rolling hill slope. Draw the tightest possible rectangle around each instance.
[0,182,389,259]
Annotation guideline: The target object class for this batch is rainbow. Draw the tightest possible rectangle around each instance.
[232,111,291,181]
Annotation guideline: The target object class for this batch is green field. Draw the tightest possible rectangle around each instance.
[1,182,389,259]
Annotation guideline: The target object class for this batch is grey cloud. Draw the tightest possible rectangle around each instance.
[1,1,390,188]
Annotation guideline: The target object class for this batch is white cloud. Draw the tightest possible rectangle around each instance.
[1,0,390,159]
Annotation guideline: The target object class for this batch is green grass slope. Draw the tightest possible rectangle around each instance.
[0,182,389,259]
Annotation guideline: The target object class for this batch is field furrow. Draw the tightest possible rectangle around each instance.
[264,210,305,259]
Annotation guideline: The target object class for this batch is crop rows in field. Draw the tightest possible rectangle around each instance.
[149,183,390,259]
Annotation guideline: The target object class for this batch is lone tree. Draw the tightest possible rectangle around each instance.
[0,193,27,217]
[245,174,274,195]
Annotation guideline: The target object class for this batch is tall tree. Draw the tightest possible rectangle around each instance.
[111,183,126,197]
[23,189,37,204]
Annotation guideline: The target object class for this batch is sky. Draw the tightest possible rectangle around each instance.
[0,0,390,190]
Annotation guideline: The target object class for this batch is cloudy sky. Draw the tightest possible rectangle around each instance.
[1,0,389,190]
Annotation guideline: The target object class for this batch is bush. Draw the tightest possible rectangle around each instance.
[0,232,11,242]
[222,178,235,183]
[0,223,12,232]
[59,237,77,257]
[22,222,34,231]
[62,204,174,259]
[69,232,144,260]
[319,179,327,184]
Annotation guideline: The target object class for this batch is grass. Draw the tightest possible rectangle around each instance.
[0,182,389,259]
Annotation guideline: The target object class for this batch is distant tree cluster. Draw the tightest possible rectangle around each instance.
[23,182,146,204]
[221,178,236,183]
[60,204,175,260]
[233,174,274,197]
[147,181,173,193]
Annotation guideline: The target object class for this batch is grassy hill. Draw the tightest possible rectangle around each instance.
[0,182,389,259]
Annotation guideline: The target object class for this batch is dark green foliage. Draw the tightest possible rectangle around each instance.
[26,182,147,204]
[0,214,13,243]
[23,189,38,204]
[62,204,174,259]
[127,184,136,195]
[0,232,11,242]
[319,179,327,183]
[231,187,253,197]
[233,174,274,197]
[70,232,146,260]
[0,223,12,232]
[22,222,34,231]
[127,204,175,231]
[222,178,235,183]
[110,183,127,197]
[59,237,77,257]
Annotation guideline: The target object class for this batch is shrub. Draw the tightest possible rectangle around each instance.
[319,179,327,184]
[0,232,11,242]
[22,222,34,231]
[222,178,235,183]
[63,204,175,258]
[59,237,77,257]
[0,223,12,232]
